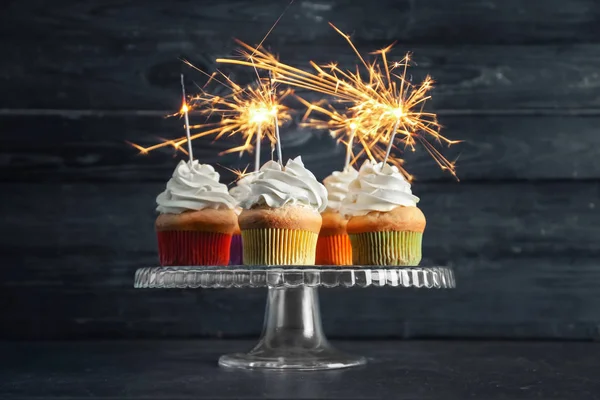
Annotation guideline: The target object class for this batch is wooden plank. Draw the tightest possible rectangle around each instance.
[3,0,598,47]
[3,43,600,111]
[1,181,599,339]
[1,0,600,110]
[1,114,600,182]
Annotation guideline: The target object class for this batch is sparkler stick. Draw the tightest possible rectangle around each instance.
[269,71,283,164]
[344,123,357,168]
[255,125,262,173]
[180,74,194,162]
[382,120,400,166]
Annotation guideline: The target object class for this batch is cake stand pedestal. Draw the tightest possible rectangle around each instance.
[134,266,455,371]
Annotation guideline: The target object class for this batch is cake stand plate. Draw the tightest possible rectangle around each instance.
[134,266,455,371]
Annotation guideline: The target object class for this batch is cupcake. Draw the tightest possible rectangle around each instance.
[238,156,328,265]
[228,172,259,265]
[155,160,237,266]
[342,161,425,266]
[316,166,358,265]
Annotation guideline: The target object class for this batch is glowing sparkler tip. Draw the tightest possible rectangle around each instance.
[392,108,405,119]
[248,105,274,124]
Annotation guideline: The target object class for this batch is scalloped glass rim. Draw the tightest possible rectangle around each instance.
[134,266,455,289]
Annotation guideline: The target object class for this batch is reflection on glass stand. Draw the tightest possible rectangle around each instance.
[135,266,455,371]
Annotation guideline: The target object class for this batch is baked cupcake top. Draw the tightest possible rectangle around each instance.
[156,160,236,214]
[239,156,328,213]
[341,161,419,217]
[322,166,359,212]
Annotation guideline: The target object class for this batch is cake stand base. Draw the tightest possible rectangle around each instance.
[218,285,366,371]
[135,266,455,370]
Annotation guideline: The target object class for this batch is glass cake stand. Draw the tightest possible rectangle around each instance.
[134,266,455,371]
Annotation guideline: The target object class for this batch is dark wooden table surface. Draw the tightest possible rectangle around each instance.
[1,340,599,400]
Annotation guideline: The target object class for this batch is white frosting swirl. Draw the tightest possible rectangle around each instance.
[323,166,359,212]
[240,156,328,213]
[229,172,259,205]
[341,161,419,217]
[156,160,236,214]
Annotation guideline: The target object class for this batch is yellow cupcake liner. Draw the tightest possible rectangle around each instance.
[241,229,318,266]
[349,231,423,266]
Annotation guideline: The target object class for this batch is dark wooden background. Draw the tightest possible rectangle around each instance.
[1,0,599,340]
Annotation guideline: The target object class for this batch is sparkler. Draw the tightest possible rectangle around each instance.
[127,75,206,157]
[189,72,293,172]
[180,74,194,162]
[129,0,295,172]
[269,71,283,163]
[217,23,460,178]
[130,70,293,172]
[345,122,357,168]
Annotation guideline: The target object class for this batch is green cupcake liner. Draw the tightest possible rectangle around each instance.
[349,231,423,266]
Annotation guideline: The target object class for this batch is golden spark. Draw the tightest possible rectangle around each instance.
[191,74,293,158]
[130,70,293,172]
[216,23,460,178]
[130,1,296,168]
[218,164,253,185]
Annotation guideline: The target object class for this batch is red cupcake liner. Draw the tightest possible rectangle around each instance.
[157,231,232,266]
[229,234,243,265]
[315,234,353,266]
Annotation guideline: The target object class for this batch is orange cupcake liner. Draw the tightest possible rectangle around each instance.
[241,229,318,265]
[157,231,231,266]
[349,231,423,266]
[316,234,352,266]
